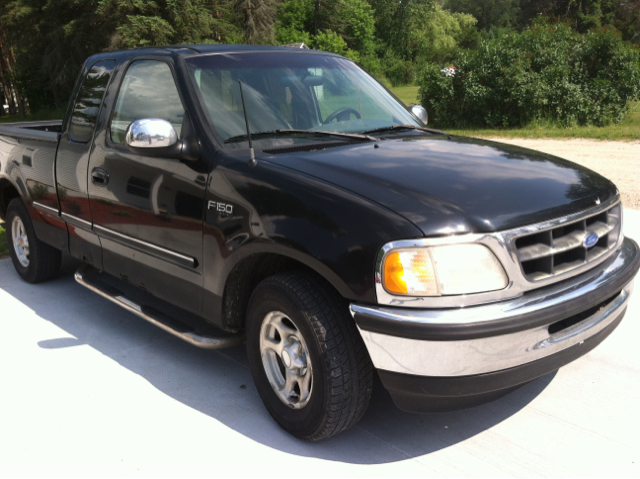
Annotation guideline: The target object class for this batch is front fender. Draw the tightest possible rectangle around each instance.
[201,154,423,324]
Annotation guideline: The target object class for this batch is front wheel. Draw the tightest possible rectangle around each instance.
[246,272,373,441]
[6,198,61,283]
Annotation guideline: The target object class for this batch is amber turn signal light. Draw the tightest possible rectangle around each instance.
[382,250,439,295]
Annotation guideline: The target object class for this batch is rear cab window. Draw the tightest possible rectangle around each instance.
[69,60,116,143]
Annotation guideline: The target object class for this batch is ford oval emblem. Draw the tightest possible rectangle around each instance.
[584,233,599,248]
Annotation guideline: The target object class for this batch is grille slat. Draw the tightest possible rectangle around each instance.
[587,220,615,238]
[519,243,553,262]
[514,203,621,281]
[553,259,586,276]
[552,230,587,254]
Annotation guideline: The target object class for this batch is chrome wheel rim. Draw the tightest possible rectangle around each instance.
[11,216,30,267]
[259,311,313,409]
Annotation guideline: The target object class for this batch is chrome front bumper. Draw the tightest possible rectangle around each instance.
[351,238,639,378]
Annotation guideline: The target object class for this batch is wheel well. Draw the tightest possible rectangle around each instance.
[221,253,344,332]
[0,180,20,222]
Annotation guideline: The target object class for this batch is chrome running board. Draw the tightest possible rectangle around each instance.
[74,264,244,349]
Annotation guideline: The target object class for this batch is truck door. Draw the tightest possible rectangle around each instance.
[57,59,116,268]
[87,59,207,316]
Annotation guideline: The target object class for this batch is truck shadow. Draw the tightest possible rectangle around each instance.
[2,255,556,464]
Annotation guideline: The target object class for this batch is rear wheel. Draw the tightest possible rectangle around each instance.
[7,199,61,283]
[246,272,373,441]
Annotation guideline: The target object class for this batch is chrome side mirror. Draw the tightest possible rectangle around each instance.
[125,119,178,149]
[408,105,428,125]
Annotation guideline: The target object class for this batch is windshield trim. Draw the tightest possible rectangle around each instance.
[224,129,378,144]
[361,125,446,136]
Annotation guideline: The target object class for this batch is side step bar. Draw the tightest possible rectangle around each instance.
[74,264,245,349]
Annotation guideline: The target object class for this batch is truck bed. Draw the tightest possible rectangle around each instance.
[0,120,62,142]
[0,120,62,224]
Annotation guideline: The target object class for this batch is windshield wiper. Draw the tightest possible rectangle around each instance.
[361,125,445,135]
[225,129,378,144]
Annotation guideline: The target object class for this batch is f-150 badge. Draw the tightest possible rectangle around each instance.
[208,201,234,215]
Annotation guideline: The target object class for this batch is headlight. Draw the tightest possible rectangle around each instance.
[382,244,508,296]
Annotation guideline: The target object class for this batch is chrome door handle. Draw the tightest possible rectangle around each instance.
[91,168,109,187]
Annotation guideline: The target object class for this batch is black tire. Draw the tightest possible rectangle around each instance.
[6,198,61,283]
[246,271,373,441]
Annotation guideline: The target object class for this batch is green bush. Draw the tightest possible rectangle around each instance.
[382,53,417,86]
[275,26,313,46]
[418,21,640,128]
[357,54,384,78]
[387,61,416,86]
[314,30,348,55]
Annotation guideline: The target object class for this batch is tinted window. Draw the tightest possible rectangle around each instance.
[69,60,115,143]
[111,61,184,144]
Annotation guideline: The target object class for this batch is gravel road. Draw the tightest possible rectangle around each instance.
[483,138,640,210]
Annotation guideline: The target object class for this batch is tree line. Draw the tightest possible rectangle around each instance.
[0,0,638,116]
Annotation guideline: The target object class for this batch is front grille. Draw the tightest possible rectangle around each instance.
[514,203,622,281]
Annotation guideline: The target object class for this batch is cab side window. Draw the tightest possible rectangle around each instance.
[110,60,185,144]
[69,60,115,143]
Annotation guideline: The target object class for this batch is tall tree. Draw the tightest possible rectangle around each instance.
[274,0,375,53]
[235,0,279,43]
[614,0,640,42]
[341,0,375,54]
[369,0,436,59]
[518,0,631,35]
[312,0,345,36]
[0,0,238,111]
[97,0,237,48]
[444,0,519,30]
[0,26,22,115]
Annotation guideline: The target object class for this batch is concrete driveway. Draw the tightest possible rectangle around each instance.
[1,211,638,477]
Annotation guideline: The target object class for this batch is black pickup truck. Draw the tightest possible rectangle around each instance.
[1,45,638,441]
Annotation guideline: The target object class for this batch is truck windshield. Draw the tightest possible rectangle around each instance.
[185,53,422,144]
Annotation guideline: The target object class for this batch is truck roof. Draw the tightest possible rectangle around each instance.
[85,44,340,64]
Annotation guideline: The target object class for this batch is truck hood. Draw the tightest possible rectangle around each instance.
[259,135,618,235]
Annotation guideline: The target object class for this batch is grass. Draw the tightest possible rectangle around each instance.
[389,85,420,106]
[387,84,640,141]
[0,107,66,124]
[0,224,8,258]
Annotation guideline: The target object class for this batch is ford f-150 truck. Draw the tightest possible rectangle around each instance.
[1,45,638,441]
